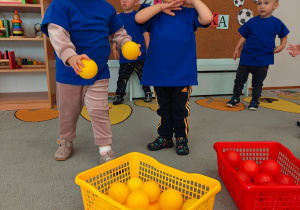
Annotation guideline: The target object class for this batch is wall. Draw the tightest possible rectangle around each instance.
[263,1,300,88]
[0,1,299,94]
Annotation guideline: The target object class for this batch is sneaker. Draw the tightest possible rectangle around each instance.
[147,136,174,151]
[144,92,153,102]
[176,137,189,155]
[54,139,73,161]
[248,100,259,111]
[100,150,115,164]
[113,95,124,105]
[226,96,240,107]
[297,121,300,127]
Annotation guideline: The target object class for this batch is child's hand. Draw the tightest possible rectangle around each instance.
[233,49,239,60]
[274,45,285,53]
[161,0,184,16]
[287,44,300,57]
[67,54,90,74]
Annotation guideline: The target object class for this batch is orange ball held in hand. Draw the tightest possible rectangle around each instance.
[121,41,140,60]
[78,59,98,79]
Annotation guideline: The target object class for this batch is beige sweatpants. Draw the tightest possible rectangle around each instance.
[56,79,112,146]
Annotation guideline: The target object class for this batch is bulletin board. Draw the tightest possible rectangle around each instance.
[108,0,257,59]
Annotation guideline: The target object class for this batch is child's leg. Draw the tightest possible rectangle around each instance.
[172,86,191,155]
[155,87,174,140]
[134,59,151,94]
[233,65,251,97]
[251,66,269,101]
[84,79,112,146]
[171,86,191,138]
[147,87,174,151]
[55,82,87,160]
[115,63,134,98]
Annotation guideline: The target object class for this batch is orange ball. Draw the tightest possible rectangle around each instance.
[127,190,149,209]
[159,189,183,210]
[127,177,144,192]
[108,182,129,204]
[78,59,98,79]
[140,181,161,203]
[121,41,140,60]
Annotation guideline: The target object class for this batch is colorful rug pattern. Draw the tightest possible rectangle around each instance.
[243,97,300,113]
[13,90,300,122]
[134,100,158,112]
[15,105,59,122]
[81,103,132,125]
[196,98,246,111]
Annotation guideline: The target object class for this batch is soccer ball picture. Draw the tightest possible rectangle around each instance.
[233,0,244,7]
[237,8,254,25]
[253,0,258,3]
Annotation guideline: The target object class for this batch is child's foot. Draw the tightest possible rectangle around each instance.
[226,96,240,107]
[147,136,173,151]
[248,100,259,111]
[113,95,124,105]
[144,92,153,102]
[100,150,115,164]
[176,137,189,155]
[54,139,73,161]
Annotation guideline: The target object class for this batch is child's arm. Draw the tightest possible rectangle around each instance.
[274,36,288,53]
[110,27,132,49]
[233,36,246,60]
[48,23,89,75]
[135,1,184,24]
[111,43,119,60]
[185,0,213,25]
[143,32,150,51]
[287,43,300,57]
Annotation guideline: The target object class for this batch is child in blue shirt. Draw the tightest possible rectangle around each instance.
[227,0,289,110]
[135,0,213,155]
[41,0,131,164]
[112,0,152,105]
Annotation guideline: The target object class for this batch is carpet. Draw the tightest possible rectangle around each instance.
[196,98,245,111]
[243,97,300,113]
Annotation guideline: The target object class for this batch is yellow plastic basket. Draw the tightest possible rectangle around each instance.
[75,152,221,210]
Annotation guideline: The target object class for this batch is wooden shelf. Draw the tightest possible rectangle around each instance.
[0,0,56,110]
[0,37,44,41]
[0,4,42,13]
[0,92,50,110]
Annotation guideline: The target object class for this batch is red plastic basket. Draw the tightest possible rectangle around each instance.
[214,141,300,210]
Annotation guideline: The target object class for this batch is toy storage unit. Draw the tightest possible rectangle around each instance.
[0,0,56,110]
[75,152,221,210]
[214,141,300,210]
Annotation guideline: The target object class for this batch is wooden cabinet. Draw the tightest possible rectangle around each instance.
[0,0,56,110]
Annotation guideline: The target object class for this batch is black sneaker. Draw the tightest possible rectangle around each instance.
[144,92,153,102]
[297,121,300,127]
[248,100,259,111]
[176,137,189,155]
[147,136,174,151]
[113,95,124,105]
[226,96,240,107]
